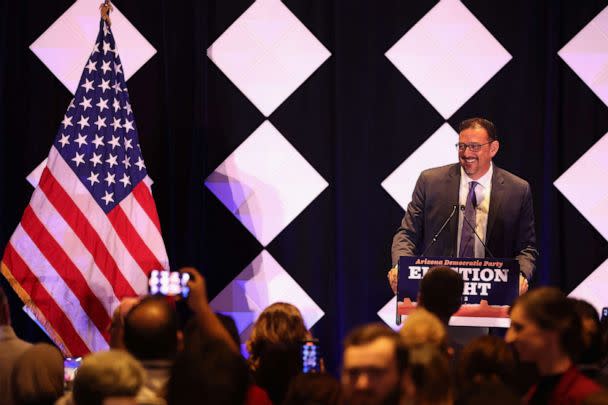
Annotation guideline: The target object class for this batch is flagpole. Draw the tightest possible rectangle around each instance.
[100,0,113,26]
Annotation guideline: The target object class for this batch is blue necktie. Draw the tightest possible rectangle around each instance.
[459,181,478,258]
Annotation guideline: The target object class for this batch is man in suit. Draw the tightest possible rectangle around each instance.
[388,118,537,295]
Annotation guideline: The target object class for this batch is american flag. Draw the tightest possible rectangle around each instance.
[0,19,169,356]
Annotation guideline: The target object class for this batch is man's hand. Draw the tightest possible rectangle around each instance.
[388,267,398,294]
[181,267,208,313]
[519,274,529,295]
[179,266,238,353]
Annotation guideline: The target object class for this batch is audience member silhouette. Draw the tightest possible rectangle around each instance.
[506,287,602,405]
[71,350,145,405]
[246,303,310,404]
[11,343,64,405]
[341,323,407,405]
[401,344,453,405]
[0,285,32,405]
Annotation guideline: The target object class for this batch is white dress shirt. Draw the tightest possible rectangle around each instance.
[456,163,493,258]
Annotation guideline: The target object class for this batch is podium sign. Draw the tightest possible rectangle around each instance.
[397,256,519,327]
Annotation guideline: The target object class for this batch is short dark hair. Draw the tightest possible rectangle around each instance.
[419,266,464,322]
[124,296,178,360]
[252,342,302,405]
[458,118,498,141]
[344,323,408,373]
[511,287,582,359]
[458,335,516,389]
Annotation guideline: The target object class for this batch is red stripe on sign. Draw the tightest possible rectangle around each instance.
[20,205,111,341]
[38,168,137,298]
[132,181,162,232]
[107,204,163,274]
[3,243,90,356]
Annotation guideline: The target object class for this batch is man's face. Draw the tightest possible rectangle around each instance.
[505,305,554,363]
[341,337,401,405]
[458,126,499,180]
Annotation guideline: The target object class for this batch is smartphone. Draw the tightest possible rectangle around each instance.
[301,339,321,373]
[148,270,190,298]
[64,357,82,392]
[602,307,608,323]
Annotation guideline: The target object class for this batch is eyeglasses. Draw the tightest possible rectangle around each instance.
[455,141,494,152]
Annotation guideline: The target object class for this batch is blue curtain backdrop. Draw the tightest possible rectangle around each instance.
[1,0,607,373]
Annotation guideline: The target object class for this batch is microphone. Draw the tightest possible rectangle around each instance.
[459,204,495,258]
[420,204,459,257]
[396,204,458,326]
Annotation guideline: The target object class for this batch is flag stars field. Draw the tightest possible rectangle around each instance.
[49,21,150,215]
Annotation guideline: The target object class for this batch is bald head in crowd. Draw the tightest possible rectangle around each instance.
[124,296,179,361]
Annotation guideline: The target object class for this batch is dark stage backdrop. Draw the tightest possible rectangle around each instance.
[1,0,608,372]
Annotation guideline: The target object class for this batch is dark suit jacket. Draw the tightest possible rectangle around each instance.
[391,163,538,278]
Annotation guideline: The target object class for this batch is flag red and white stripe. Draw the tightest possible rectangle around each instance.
[1,19,168,356]
[2,147,168,356]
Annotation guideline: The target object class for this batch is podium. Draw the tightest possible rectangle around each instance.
[396,256,519,327]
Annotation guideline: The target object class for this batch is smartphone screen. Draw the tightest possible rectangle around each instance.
[148,270,190,298]
[302,339,321,373]
[64,357,82,392]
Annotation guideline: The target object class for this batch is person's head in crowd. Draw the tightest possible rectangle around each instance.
[246,302,309,368]
[400,308,450,357]
[418,266,463,324]
[283,372,342,405]
[72,350,144,405]
[401,344,453,405]
[108,297,140,350]
[246,302,310,404]
[11,343,64,405]
[457,335,516,395]
[341,323,407,405]
[123,295,180,361]
[569,298,605,366]
[252,342,302,404]
[506,287,582,375]
[166,339,250,405]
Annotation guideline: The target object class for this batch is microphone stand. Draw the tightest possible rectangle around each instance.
[396,204,458,326]
[421,204,459,257]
